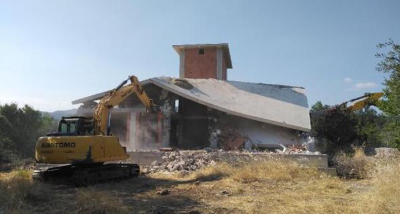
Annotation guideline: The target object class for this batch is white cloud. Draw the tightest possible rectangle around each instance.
[350,82,378,91]
[344,77,353,83]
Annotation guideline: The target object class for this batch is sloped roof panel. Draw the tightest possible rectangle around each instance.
[71,77,311,131]
[150,77,311,132]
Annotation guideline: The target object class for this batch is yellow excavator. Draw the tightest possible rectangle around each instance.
[33,76,158,185]
[310,92,384,118]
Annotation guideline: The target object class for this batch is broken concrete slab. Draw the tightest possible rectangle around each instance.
[151,77,311,132]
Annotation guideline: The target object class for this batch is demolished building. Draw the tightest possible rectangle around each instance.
[72,43,311,152]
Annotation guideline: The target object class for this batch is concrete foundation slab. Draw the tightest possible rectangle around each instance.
[128,151,329,169]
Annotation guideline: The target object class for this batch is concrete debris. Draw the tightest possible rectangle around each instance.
[150,151,217,173]
[208,125,250,150]
[148,147,322,174]
[276,144,321,155]
[220,129,247,150]
[302,136,316,152]
[170,78,194,90]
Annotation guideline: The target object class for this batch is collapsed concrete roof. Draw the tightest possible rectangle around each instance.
[72,77,311,132]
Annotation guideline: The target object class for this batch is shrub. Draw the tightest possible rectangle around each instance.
[333,148,370,179]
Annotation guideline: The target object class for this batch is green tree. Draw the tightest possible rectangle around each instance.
[376,39,400,148]
[310,101,330,112]
[355,108,387,147]
[0,114,16,162]
[0,103,56,162]
[310,102,359,154]
[310,102,387,154]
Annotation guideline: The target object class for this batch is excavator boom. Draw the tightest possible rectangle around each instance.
[93,75,156,135]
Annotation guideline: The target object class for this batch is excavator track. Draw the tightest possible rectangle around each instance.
[72,164,140,186]
[33,163,140,186]
[32,164,75,182]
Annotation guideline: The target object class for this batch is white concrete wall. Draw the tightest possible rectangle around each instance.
[218,116,301,147]
[237,121,301,146]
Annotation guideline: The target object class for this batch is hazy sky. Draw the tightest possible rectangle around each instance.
[0,0,399,111]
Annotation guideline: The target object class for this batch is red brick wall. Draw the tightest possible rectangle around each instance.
[222,55,227,80]
[184,48,217,79]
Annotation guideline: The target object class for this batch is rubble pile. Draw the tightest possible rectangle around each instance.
[148,145,322,174]
[150,151,217,173]
[275,144,321,155]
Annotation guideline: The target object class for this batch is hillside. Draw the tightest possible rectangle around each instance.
[49,109,77,120]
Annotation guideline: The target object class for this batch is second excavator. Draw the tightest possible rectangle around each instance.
[310,92,384,119]
[33,76,159,185]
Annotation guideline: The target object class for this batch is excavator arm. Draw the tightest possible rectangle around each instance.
[346,92,383,112]
[310,92,384,118]
[93,75,157,135]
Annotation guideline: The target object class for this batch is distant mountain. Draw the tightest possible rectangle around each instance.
[50,109,77,120]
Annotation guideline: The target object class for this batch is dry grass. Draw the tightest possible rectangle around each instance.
[0,170,129,214]
[150,156,400,214]
[180,160,354,214]
[0,169,52,213]
[1,155,399,214]
[76,188,129,214]
[357,156,400,214]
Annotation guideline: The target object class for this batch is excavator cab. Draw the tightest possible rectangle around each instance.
[47,117,94,136]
